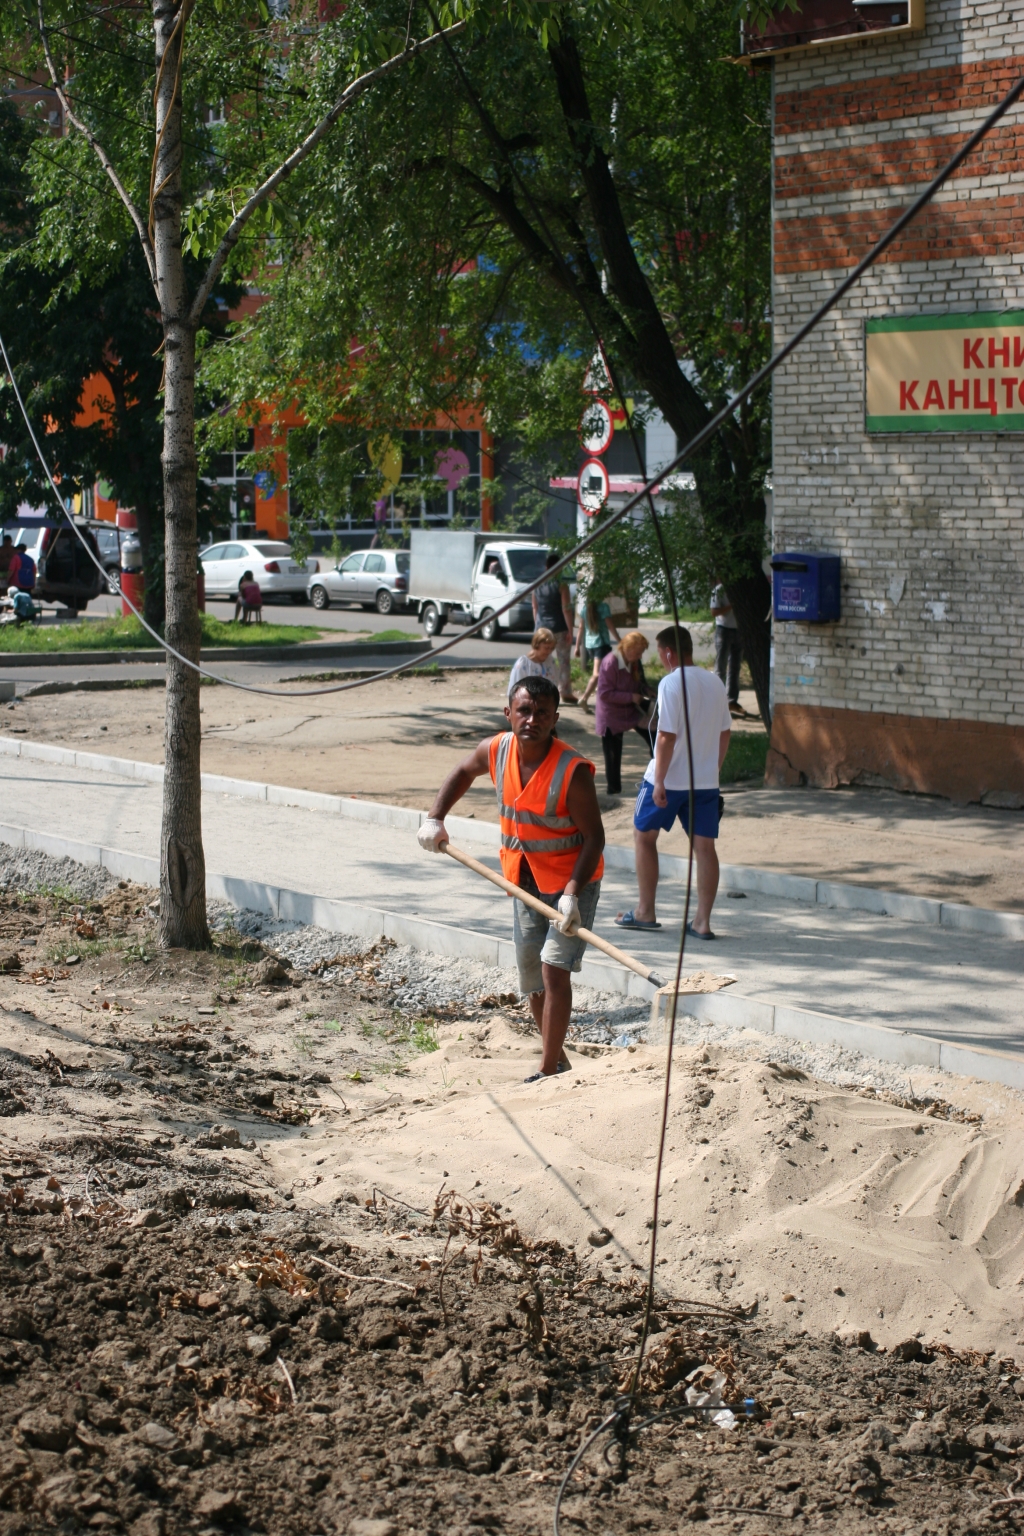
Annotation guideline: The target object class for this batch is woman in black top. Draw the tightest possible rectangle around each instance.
[531,553,577,703]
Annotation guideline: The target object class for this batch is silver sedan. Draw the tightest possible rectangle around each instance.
[307,548,410,614]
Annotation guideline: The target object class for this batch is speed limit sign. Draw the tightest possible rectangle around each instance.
[579,398,613,455]
[577,457,609,515]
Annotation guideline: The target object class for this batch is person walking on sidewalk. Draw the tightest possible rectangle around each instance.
[575,596,620,709]
[711,580,743,715]
[615,625,730,937]
[417,675,605,1081]
[594,631,654,797]
[532,554,577,703]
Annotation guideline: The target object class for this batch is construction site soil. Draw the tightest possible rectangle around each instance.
[2,870,1024,1536]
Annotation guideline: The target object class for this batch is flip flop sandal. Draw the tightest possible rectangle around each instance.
[686,922,717,941]
[615,910,662,930]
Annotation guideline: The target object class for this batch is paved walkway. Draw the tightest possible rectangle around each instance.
[2,753,1021,1058]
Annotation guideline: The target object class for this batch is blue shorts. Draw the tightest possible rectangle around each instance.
[633,781,720,838]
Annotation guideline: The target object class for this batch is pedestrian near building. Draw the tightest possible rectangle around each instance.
[508,627,559,695]
[0,535,14,583]
[711,580,743,715]
[615,625,730,936]
[531,553,577,704]
[575,596,620,709]
[418,675,605,1081]
[594,631,655,798]
[9,547,35,592]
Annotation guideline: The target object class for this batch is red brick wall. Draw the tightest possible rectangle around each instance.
[775,57,1024,136]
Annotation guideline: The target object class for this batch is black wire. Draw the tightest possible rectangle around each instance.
[540,54,1024,1536]
[3,63,1021,707]
[418,0,717,1455]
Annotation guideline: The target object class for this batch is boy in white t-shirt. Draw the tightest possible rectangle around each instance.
[615,626,731,937]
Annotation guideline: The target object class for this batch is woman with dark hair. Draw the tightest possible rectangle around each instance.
[531,552,577,704]
[233,570,263,624]
[594,630,654,797]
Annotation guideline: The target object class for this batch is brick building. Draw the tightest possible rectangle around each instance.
[750,0,1024,806]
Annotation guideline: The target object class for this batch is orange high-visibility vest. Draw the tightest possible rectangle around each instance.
[488,732,604,892]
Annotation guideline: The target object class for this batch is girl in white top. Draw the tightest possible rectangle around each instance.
[508,627,559,694]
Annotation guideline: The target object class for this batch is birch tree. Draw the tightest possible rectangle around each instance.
[3,0,466,946]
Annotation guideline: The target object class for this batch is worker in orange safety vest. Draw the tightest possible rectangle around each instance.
[419,674,605,1081]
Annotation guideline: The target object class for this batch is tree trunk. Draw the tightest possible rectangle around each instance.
[152,0,209,949]
[543,34,774,727]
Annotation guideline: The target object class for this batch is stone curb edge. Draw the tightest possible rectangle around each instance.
[1,818,1022,1093]
[0,637,431,669]
[1,734,1020,942]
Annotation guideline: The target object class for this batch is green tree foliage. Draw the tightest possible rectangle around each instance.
[0,104,239,626]
[202,1,774,719]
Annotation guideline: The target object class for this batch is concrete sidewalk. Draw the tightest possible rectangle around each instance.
[2,749,1021,1067]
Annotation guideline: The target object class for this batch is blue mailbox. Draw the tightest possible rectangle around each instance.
[770,552,841,623]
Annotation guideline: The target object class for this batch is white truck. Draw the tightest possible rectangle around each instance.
[408,530,550,639]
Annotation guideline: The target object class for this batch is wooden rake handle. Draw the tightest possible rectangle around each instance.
[440,841,666,989]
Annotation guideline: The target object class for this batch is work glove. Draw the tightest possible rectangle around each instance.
[555,891,581,935]
[417,817,448,853]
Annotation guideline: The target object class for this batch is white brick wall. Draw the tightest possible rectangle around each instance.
[770,0,1024,731]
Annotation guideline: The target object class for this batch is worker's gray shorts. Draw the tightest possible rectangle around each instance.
[513,877,601,995]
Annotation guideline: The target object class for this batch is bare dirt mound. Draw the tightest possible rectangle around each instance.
[2,1182,1024,1536]
[4,864,1024,1530]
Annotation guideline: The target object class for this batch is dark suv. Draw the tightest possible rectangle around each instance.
[2,520,105,610]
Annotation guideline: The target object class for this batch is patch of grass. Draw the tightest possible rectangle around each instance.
[357,628,420,643]
[0,612,325,653]
[641,607,712,624]
[31,882,78,903]
[720,730,769,784]
[47,939,85,963]
[411,1017,439,1053]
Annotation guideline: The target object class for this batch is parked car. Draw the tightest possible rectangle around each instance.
[200,540,317,602]
[1,519,105,611]
[307,548,410,614]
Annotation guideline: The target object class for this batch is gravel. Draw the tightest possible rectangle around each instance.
[0,845,972,1104]
[210,903,960,1099]
[0,839,121,900]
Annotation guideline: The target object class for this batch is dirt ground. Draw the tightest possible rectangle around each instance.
[5,876,1024,1534]
[5,675,1024,911]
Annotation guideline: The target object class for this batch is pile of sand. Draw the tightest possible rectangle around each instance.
[271,1018,1024,1358]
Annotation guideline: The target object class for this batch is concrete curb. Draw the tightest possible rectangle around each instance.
[1,817,1022,1092]
[2,734,1021,942]
[0,637,430,669]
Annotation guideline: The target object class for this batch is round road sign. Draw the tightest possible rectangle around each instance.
[577,457,610,515]
[579,398,613,455]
